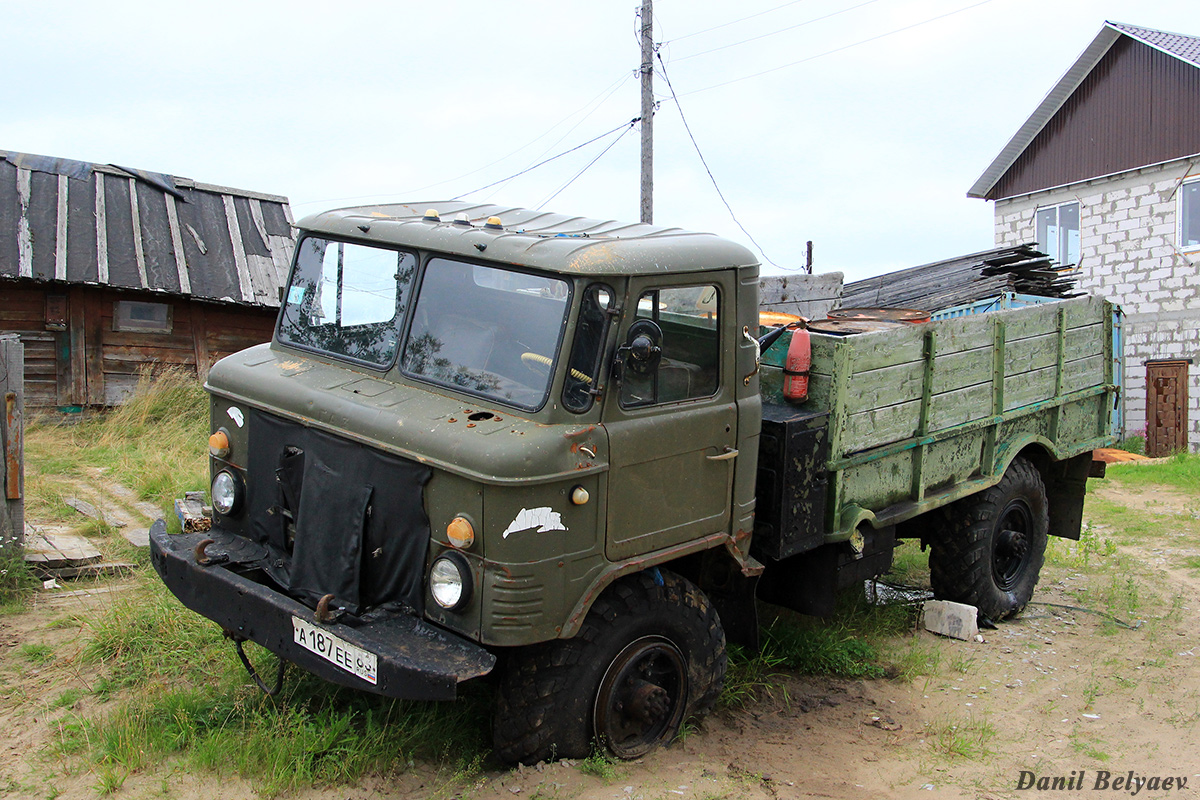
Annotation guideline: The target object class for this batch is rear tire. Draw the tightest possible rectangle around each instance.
[493,570,725,765]
[929,456,1048,620]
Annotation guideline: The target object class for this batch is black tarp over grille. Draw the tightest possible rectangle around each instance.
[247,410,432,615]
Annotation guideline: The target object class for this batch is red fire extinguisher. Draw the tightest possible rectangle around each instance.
[783,324,811,402]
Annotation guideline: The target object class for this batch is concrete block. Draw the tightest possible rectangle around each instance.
[923,600,980,641]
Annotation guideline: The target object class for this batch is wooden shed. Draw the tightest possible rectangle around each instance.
[0,150,295,412]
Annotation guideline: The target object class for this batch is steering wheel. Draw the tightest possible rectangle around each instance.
[521,352,593,385]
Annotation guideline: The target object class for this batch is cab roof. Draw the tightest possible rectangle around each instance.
[296,201,758,276]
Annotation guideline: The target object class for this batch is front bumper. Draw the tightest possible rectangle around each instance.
[149,520,496,700]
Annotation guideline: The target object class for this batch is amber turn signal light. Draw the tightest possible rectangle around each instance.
[208,430,231,459]
[447,516,475,549]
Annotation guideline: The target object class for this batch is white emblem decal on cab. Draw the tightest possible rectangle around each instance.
[503,507,567,538]
[227,407,245,427]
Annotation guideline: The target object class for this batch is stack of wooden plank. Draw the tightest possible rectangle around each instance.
[841,244,1079,312]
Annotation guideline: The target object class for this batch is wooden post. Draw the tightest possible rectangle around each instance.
[639,0,654,224]
[1,334,24,553]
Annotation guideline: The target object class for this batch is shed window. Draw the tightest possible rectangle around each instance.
[1180,179,1200,251]
[114,301,172,333]
[1035,202,1080,266]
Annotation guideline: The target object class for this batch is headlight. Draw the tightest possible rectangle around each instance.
[211,470,243,515]
[430,553,472,610]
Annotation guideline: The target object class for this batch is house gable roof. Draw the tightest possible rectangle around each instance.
[0,150,295,307]
[968,21,1200,201]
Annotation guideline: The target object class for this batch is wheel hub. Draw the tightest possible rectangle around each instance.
[993,500,1034,590]
[626,680,671,724]
[594,636,687,759]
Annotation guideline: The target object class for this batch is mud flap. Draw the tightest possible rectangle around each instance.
[757,525,896,617]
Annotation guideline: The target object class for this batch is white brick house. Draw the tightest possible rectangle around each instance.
[969,22,1200,454]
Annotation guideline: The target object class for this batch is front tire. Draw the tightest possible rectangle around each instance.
[493,570,725,765]
[929,456,1049,620]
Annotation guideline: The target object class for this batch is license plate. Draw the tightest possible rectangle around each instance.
[291,616,378,685]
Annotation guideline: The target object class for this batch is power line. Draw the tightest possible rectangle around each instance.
[452,118,639,201]
[292,71,633,210]
[536,124,636,210]
[662,0,808,45]
[681,0,995,97]
[655,53,783,270]
[510,72,634,186]
[671,0,884,63]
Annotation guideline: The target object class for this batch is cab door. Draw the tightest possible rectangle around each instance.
[602,272,738,560]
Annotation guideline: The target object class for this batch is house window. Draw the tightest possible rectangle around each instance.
[1180,179,1200,251]
[114,300,172,333]
[1036,202,1080,266]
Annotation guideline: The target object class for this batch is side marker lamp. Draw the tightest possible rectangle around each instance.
[208,429,231,459]
[446,516,476,549]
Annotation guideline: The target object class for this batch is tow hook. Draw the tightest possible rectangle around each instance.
[315,593,343,625]
[193,538,228,566]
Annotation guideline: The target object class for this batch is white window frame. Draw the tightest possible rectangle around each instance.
[1035,201,1080,266]
[1178,177,1200,253]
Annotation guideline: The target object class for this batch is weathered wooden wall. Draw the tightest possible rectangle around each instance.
[0,282,277,409]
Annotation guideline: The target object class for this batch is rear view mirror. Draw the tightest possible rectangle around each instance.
[619,319,663,375]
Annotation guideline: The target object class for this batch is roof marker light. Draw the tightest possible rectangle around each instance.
[423,209,441,222]
[484,216,504,230]
[453,213,472,226]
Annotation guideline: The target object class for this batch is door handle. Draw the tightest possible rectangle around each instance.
[706,447,739,461]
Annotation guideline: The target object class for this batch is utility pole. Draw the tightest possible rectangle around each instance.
[639,0,654,224]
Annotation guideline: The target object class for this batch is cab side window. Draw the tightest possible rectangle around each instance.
[563,284,614,413]
[620,285,720,407]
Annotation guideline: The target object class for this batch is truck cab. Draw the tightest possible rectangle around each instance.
[152,202,763,761]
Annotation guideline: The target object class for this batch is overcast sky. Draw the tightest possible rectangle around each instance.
[3,1,1199,281]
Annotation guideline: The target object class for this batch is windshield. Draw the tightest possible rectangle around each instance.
[401,258,570,410]
[277,239,571,410]
[277,237,416,366]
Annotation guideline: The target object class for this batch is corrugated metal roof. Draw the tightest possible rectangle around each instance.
[0,150,295,306]
[968,21,1200,200]
[1109,22,1200,66]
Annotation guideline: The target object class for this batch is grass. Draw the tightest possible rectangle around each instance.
[23,368,210,529]
[924,715,996,760]
[1070,734,1110,762]
[720,588,918,709]
[1105,451,1200,493]
[58,566,494,794]
[577,748,620,780]
[1114,434,1145,455]
[18,643,55,666]
[0,549,40,613]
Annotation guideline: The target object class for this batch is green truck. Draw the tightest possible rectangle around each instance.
[150,202,1117,764]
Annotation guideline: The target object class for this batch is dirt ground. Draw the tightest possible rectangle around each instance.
[2,477,1198,800]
